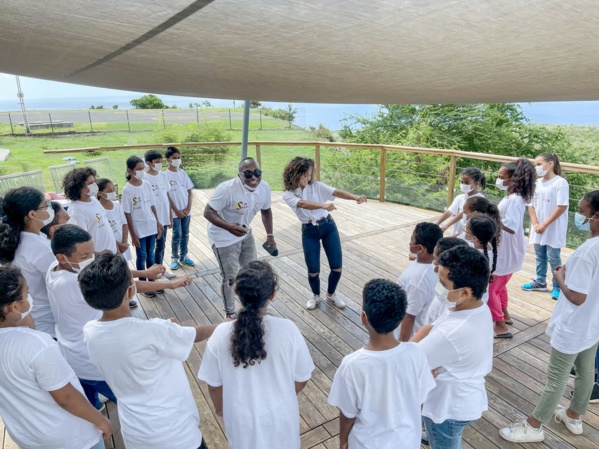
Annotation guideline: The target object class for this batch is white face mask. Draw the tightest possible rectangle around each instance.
[105,192,117,201]
[66,217,78,226]
[535,166,548,177]
[20,293,33,320]
[33,206,55,226]
[460,183,473,194]
[435,282,463,306]
[135,170,145,180]
[152,163,162,172]
[409,244,421,259]
[87,182,99,197]
[66,255,95,274]
[170,159,182,168]
[495,178,509,191]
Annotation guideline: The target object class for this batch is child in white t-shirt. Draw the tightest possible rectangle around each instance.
[0,265,111,449]
[436,167,486,236]
[97,178,131,261]
[412,246,493,449]
[464,214,498,309]
[198,261,314,449]
[396,222,443,341]
[329,279,435,449]
[80,253,216,449]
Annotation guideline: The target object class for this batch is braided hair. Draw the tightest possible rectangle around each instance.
[464,196,502,246]
[467,215,498,275]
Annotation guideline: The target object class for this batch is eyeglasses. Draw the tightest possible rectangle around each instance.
[241,170,262,179]
[37,203,49,211]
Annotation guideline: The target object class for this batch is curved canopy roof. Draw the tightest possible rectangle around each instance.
[1,0,598,104]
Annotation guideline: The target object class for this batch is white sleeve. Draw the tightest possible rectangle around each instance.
[501,196,524,231]
[32,245,57,280]
[564,252,594,295]
[117,202,126,226]
[207,183,229,212]
[316,182,335,201]
[182,171,194,190]
[555,178,570,207]
[146,182,156,207]
[328,361,359,418]
[197,326,226,387]
[121,187,132,214]
[282,190,300,210]
[261,182,272,210]
[31,342,77,392]
[293,327,314,382]
[447,195,462,215]
[415,348,437,404]
[154,319,196,361]
[405,280,428,317]
[69,205,89,231]
[417,328,460,370]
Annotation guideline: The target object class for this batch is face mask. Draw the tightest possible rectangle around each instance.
[238,174,257,192]
[170,159,182,168]
[535,166,548,177]
[20,293,33,320]
[66,217,78,226]
[66,255,95,273]
[434,282,463,305]
[574,212,596,231]
[460,183,473,194]
[152,163,162,172]
[495,178,509,191]
[409,244,421,258]
[135,170,145,180]
[34,206,55,226]
[87,182,99,197]
[105,192,117,201]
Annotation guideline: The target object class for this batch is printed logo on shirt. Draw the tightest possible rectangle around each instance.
[169,180,178,190]
[235,201,248,214]
[132,196,143,210]
[95,214,105,227]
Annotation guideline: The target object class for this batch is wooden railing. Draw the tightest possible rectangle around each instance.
[44,141,599,207]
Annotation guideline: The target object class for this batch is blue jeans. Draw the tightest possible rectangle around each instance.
[172,216,191,260]
[423,416,470,449]
[534,244,562,290]
[596,345,599,383]
[89,439,105,449]
[155,225,168,265]
[301,216,342,296]
[135,234,156,280]
[79,378,117,410]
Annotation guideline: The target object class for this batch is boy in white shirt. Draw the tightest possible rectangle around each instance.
[80,253,217,449]
[329,279,435,449]
[396,222,443,341]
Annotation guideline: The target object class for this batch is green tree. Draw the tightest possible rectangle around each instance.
[112,105,119,109]
[250,101,262,109]
[130,94,169,109]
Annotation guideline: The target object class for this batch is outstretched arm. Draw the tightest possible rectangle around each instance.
[333,190,367,204]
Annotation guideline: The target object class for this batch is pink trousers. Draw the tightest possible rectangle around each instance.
[488,273,512,322]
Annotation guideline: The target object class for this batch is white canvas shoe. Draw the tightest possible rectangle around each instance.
[306,295,320,310]
[164,269,176,279]
[499,420,544,443]
[554,405,583,435]
[326,292,346,309]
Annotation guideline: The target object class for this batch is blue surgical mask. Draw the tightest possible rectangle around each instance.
[574,212,596,231]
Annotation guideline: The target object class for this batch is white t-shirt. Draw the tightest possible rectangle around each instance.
[476,247,491,304]
[495,194,527,276]
[418,305,493,423]
[394,261,437,339]
[328,343,435,449]
[84,317,201,449]
[447,192,484,235]
[144,171,171,226]
[46,261,103,381]
[282,181,336,224]
[198,316,314,449]
[425,294,449,325]
[13,232,56,336]
[546,237,599,354]
[528,176,569,248]
[0,327,102,449]
[68,197,117,253]
[121,181,157,240]
[103,200,131,261]
[207,177,272,248]
[164,168,194,212]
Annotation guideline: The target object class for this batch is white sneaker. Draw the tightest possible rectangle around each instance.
[554,405,583,435]
[306,295,320,310]
[499,420,544,443]
[164,269,176,279]
[327,292,346,309]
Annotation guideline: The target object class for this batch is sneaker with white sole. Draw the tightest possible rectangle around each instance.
[499,420,545,443]
[326,293,346,309]
[554,405,583,435]
[164,269,176,279]
[306,295,320,310]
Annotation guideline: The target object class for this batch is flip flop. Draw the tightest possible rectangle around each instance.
[505,320,513,325]
[494,332,513,339]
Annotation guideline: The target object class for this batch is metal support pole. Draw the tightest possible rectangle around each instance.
[228,109,232,130]
[126,110,131,132]
[259,109,262,130]
[15,76,30,134]
[88,110,94,132]
[8,112,14,135]
[241,100,250,160]
[48,113,54,133]
[161,109,166,129]
[196,107,200,126]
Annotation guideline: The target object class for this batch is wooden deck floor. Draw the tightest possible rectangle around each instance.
[3,189,598,449]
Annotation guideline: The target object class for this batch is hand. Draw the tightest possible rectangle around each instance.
[431,368,438,379]
[227,223,249,237]
[175,209,185,219]
[116,241,129,253]
[553,265,566,285]
[97,416,113,441]
[168,277,192,289]
[182,207,191,217]
[534,223,546,234]
[356,194,367,204]
[169,317,179,324]
[322,202,336,212]
[145,264,166,280]
[132,236,140,248]
[157,223,164,239]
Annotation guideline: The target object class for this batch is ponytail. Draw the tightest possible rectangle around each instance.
[230,261,278,368]
[0,266,26,321]
[125,156,143,182]
[504,158,536,203]
[468,215,497,274]
[539,152,562,177]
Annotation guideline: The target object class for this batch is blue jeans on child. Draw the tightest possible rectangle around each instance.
[79,378,117,410]
[135,234,156,281]
[534,244,562,290]
[154,226,169,265]
[423,416,470,449]
[172,216,191,261]
[301,216,342,296]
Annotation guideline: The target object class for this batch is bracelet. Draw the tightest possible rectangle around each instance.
[266,233,274,237]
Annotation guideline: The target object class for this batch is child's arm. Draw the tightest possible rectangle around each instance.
[410,324,434,343]
[435,210,452,226]
[151,205,164,239]
[169,195,185,219]
[441,212,463,232]
[207,385,223,417]
[17,314,35,329]
[398,314,416,342]
[295,380,308,394]
[297,200,336,211]
[528,205,539,229]
[116,223,130,253]
[332,189,367,204]
[49,383,113,441]
[195,324,218,343]
[135,277,192,293]
[183,188,193,216]
[339,411,356,449]
[124,212,139,247]
[553,265,587,306]
[536,205,568,234]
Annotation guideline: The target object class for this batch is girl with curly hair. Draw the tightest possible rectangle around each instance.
[198,261,314,449]
[281,157,367,310]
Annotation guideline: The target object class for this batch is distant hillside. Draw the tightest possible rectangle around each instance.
[539,124,599,165]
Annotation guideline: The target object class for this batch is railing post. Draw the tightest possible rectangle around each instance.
[379,147,386,202]
[8,112,14,135]
[48,113,54,134]
[88,110,94,133]
[126,110,131,132]
[256,144,262,167]
[314,144,321,181]
[447,155,457,207]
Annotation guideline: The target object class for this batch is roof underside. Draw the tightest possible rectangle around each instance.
[1,0,598,104]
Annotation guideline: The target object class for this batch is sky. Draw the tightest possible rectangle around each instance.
[2,73,599,128]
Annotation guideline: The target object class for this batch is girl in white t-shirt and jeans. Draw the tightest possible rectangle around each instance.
[97,178,131,261]
[522,153,570,300]
[198,261,315,449]
[0,265,111,449]
[500,190,599,443]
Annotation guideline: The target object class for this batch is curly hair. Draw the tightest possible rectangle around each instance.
[538,153,562,176]
[503,159,536,203]
[585,190,599,216]
[0,187,45,263]
[62,167,97,201]
[283,157,315,191]
[466,215,498,275]
[0,265,26,321]
[362,279,407,334]
[413,222,443,254]
[439,246,490,300]
[464,196,502,245]
[461,167,487,190]
[230,261,278,368]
